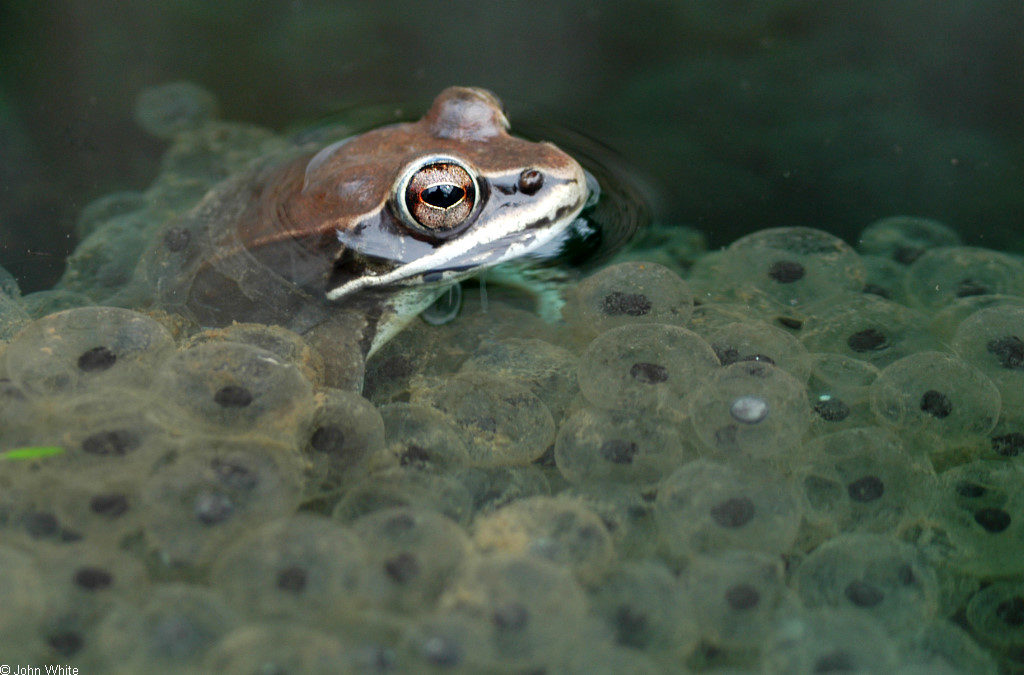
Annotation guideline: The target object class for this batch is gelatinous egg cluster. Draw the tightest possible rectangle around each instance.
[2,87,1023,672]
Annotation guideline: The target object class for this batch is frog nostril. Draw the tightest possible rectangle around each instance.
[518,168,544,194]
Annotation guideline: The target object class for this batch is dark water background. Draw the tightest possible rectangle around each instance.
[2,0,1023,291]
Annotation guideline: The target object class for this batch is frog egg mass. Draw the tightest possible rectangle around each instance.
[2,82,1021,673]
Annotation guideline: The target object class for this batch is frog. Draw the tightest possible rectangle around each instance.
[136,86,590,388]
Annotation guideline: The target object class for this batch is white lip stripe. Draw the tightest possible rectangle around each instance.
[326,179,584,301]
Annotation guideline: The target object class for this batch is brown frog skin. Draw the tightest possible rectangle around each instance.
[145,87,589,388]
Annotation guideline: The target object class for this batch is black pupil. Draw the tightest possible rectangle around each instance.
[421,184,465,209]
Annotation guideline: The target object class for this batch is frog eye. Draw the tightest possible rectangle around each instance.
[398,160,478,234]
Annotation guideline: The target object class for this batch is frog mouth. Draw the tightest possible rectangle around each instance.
[325,190,587,301]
